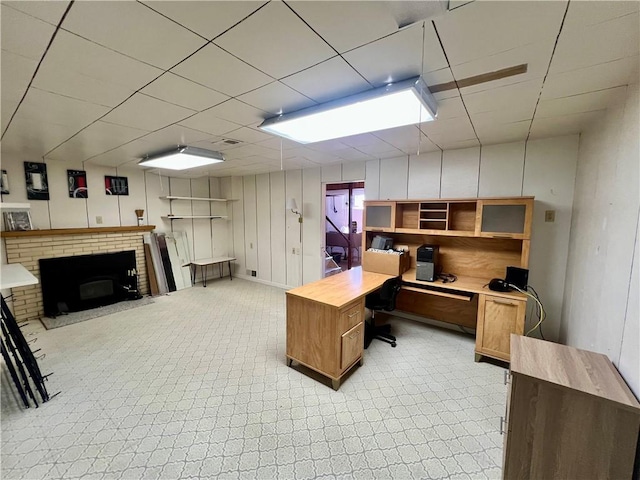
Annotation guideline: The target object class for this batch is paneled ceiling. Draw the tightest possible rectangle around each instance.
[1,1,638,178]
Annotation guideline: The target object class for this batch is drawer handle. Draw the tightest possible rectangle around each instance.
[503,370,509,385]
[493,298,516,306]
[348,312,359,318]
[500,416,505,435]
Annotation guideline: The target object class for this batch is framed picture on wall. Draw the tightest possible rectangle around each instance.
[105,176,128,195]
[1,169,9,194]
[24,162,49,200]
[3,210,33,231]
[68,170,88,198]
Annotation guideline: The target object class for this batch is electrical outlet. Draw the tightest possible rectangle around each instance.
[96,216,103,224]
[544,210,555,223]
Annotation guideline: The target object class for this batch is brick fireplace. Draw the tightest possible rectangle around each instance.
[1,226,153,322]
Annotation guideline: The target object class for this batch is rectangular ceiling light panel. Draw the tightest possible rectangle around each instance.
[259,76,437,144]
[139,146,224,170]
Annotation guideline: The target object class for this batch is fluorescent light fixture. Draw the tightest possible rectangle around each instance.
[138,146,224,170]
[258,76,437,144]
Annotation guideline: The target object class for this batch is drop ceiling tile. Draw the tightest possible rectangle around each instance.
[307,139,350,153]
[470,108,534,125]
[46,121,149,162]
[448,0,475,9]
[3,0,70,25]
[474,120,530,145]
[1,5,55,60]
[18,87,110,130]
[136,125,213,151]
[2,117,79,158]
[344,22,448,87]
[436,96,467,119]
[141,1,263,40]
[438,138,480,150]
[280,57,371,104]
[339,133,379,148]
[238,82,316,116]
[356,140,404,157]
[529,111,601,139]
[224,127,272,145]
[288,1,399,53]
[536,87,628,119]
[42,30,163,91]
[417,136,441,154]
[86,140,156,168]
[62,1,207,70]
[373,125,423,151]
[462,79,542,114]
[204,99,268,127]
[255,137,300,151]
[424,68,459,100]
[32,62,135,108]
[213,2,335,79]
[171,43,272,97]
[335,148,375,161]
[178,109,242,136]
[563,1,639,31]
[550,13,639,74]
[1,51,38,131]
[451,43,553,95]
[434,1,566,66]
[141,72,229,112]
[420,116,477,144]
[542,56,639,99]
[101,93,196,132]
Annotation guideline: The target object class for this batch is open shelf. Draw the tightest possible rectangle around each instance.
[160,196,234,202]
[162,215,228,220]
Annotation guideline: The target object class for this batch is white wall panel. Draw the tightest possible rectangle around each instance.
[166,177,194,263]
[231,176,245,276]
[269,171,287,287]
[302,167,322,284]
[48,160,88,228]
[285,169,302,287]
[408,151,441,199]
[619,219,639,395]
[243,175,258,272]
[321,164,342,183]
[524,135,579,342]
[342,161,366,182]
[364,159,380,200]
[218,177,233,258]
[87,164,119,227]
[478,142,525,197]
[115,166,146,226]
[191,177,213,261]
[379,155,408,200]
[145,171,167,232]
[256,173,272,282]
[441,147,480,198]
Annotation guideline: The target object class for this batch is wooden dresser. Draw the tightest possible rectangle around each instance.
[503,335,640,479]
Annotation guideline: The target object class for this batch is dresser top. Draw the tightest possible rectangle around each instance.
[511,335,639,411]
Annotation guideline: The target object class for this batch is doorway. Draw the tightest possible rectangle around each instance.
[324,182,365,273]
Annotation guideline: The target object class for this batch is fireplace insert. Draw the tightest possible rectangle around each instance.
[39,250,141,317]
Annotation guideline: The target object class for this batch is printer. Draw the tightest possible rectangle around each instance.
[416,245,439,282]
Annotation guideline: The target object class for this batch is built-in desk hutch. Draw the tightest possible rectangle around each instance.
[363,197,534,362]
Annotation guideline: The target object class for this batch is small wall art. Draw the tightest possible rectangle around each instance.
[1,169,9,194]
[3,210,33,231]
[105,175,128,195]
[24,162,49,200]
[68,170,88,198]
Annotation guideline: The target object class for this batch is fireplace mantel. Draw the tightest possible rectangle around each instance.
[1,225,155,238]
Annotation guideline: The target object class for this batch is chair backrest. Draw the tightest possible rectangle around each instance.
[379,276,403,311]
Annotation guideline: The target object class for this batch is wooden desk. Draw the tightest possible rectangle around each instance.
[185,256,235,287]
[286,267,393,389]
[398,269,528,362]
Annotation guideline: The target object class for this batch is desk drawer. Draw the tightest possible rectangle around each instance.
[341,322,364,370]
[339,299,364,332]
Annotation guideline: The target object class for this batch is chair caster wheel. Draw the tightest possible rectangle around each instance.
[391,342,396,348]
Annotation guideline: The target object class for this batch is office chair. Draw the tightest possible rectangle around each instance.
[364,276,402,349]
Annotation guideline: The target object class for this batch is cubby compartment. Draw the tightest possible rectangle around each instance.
[396,202,419,229]
[449,202,477,232]
[419,202,448,231]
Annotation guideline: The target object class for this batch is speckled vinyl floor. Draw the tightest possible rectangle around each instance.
[1,278,506,479]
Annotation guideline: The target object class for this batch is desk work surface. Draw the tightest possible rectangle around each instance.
[0,263,39,290]
[185,256,236,266]
[286,267,393,308]
[401,268,527,301]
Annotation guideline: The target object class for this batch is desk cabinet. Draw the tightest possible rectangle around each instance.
[475,294,525,362]
[503,335,640,479]
[286,296,365,390]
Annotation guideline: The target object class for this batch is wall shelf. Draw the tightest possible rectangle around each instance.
[159,196,235,202]
[0,202,30,210]
[162,215,228,220]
